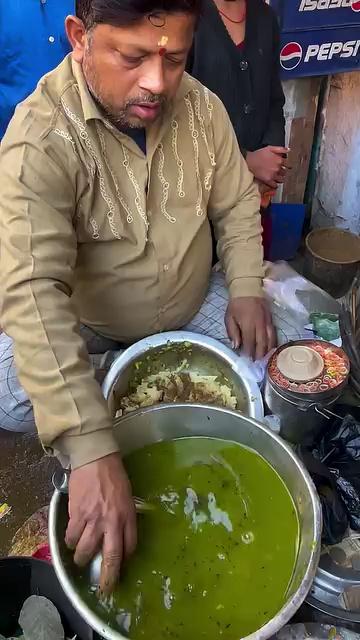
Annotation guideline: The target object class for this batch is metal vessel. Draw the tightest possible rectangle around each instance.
[102,331,264,420]
[304,537,360,631]
[265,340,349,446]
[49,404,321,640]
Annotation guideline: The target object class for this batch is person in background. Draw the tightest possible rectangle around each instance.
[187,0,288,259]
[0,0,73,138]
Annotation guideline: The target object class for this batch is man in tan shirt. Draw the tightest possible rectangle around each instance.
[0,0,274,591]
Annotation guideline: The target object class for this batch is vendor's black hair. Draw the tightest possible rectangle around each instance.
[76,0,202,30]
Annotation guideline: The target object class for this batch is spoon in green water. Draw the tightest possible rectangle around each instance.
[88,497,155,588]
[133,496,156,512]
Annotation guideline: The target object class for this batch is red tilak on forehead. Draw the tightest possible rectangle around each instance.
[158,47,167,57]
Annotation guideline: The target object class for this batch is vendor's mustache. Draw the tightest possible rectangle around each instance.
[125,94,166,107]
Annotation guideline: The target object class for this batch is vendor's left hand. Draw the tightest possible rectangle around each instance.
[225,297,276,360]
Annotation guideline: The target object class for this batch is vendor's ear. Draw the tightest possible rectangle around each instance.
[65,15,87,63]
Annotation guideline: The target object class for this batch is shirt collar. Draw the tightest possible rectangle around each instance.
[71,57,106,123]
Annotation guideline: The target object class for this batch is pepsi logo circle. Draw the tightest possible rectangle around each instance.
[280,42,303,71]
[352,0,360,12]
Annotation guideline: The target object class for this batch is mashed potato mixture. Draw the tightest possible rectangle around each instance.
[116,361,238,417]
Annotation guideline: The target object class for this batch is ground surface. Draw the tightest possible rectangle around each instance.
[0,429,58,555]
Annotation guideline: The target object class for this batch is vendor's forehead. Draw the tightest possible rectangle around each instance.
[91,14,194,49]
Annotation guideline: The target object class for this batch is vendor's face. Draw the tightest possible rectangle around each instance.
[66,14,194,128]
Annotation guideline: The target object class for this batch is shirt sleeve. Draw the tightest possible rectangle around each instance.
[208,95,265,299]
[0,133,119,469]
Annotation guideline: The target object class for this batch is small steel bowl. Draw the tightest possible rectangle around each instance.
[102,331,264,420]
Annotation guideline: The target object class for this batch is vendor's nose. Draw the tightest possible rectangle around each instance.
[139,58,165,96]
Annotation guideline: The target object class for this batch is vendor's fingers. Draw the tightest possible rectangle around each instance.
[99,530,123,595]
[73,522,101,568]
[240,320,256,360]
[124,510,137,560]
[255,318,268,361]
[226,313,241,350]
[265,310,277,351]
[65,515,87,551]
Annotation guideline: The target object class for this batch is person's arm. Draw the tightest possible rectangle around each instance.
[0,130,136,592]
[0,138,118,469]
[260,11,285,148]
[208,96,275,358]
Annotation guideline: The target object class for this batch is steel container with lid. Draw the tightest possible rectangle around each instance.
[264,340,350,446]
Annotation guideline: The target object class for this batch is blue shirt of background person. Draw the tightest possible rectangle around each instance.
[0,0,74,138]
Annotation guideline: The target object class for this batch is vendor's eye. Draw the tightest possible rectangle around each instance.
[165,56,185,66]
[122,54,145,65]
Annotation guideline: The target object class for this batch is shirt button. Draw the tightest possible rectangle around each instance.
[240,60,248,71]
[163,264,169,272]
[244,104,253,115]
[48,35,55,43]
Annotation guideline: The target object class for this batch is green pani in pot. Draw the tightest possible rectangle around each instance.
[79,438,299,639]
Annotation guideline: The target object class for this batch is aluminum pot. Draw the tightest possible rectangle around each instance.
[102,331,264,420]
[49,404,321,640]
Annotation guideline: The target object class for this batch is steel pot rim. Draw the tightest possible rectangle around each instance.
[306,594,360,624]
[49,403,321,640]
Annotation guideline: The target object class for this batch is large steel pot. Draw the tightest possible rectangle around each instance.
[102,331,264,420]
[49,404,321,640]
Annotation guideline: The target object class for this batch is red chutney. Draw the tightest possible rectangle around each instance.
[268,340,350,395]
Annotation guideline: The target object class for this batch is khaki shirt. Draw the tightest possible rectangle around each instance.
[0,55,263,468]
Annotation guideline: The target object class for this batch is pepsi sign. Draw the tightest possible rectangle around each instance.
[270,0,360,77]
[280,42,303,70]
[271,0,360,29]
[279,28,360,77]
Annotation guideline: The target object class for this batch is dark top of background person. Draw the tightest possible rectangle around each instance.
[187,0,285,154]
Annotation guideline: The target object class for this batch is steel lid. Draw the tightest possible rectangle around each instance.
[277,345,324,382]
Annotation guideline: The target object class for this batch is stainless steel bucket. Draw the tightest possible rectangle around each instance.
[49,404,321,640]
[264,376,342,446]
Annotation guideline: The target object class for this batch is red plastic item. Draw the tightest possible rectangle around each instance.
[32,544,52,563]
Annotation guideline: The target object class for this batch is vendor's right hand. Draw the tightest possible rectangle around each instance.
[246,146,289,189]
[65,452,137,595]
